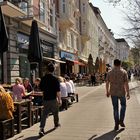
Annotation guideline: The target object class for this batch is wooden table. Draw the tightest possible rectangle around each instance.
[31,91,43,97]
[14,99,31,133]
[31,92,43,106]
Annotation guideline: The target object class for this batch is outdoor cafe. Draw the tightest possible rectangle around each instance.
[0,87,44,140]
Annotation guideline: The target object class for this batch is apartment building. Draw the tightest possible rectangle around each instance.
[93,6,116,68]
[116,38,130,61]
[0,0,58,83]
[58,0,81,75]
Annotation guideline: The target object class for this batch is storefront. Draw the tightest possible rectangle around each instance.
[18,32,30,79]
[40,39,54,77]
[60,51,78,76]
[79,58,87,74]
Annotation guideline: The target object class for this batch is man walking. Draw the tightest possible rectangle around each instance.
[106,59,130,130]
[39,63,62,136]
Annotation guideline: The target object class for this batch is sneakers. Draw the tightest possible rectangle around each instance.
[39,129,45,137]
[114,124,119,131]
[119,121,125,127]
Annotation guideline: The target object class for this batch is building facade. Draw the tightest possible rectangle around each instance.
[116,38,130,61]
[0,0,58,83]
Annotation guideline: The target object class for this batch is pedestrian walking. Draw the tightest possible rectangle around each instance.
[105,59,130,131]
[39,63,62,136]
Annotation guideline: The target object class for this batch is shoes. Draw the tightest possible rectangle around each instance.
[54,123,61,129]
[39,129,45,137]
[114,124,119,131]
[119,121,125,127]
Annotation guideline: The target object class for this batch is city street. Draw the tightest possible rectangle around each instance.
[9,80,140,140]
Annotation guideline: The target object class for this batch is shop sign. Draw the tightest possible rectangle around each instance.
[17,33,29,49]
[40,40,53,58]
[61,51,75,61]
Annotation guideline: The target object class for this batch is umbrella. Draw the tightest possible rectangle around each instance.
[88,54,94,74]
[28,20,43,63]
[95,57,99,73]
[0,7,8,53]
[0,7,8,83]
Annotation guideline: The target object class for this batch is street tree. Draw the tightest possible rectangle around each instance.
[104,0,140,48]
[130,47,140,65]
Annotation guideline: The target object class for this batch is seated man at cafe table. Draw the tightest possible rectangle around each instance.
[32,77,43,106]
[23,78,33,99]
[0,85,14,120]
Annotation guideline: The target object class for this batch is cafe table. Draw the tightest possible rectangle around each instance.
[14,99,31,133]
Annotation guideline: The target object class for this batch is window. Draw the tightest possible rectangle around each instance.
[62,0,66,13]
[82,3,85,13]
[18,2,28,13]
[50,9,53,27]
[40,0,45,22]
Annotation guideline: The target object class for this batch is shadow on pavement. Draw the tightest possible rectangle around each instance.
[23,128,56,140]
[88,128,125,140]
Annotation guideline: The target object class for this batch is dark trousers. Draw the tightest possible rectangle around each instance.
[40,99,59,129]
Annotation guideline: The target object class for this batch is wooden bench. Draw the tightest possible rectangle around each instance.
[69,93,79,103]
[0,118,14,140]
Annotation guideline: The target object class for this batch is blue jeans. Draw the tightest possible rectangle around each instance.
[111,96,126,124]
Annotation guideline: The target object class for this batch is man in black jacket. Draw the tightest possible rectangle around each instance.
[39,63,62,136]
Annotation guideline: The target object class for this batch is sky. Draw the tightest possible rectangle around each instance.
[89,0,128,38]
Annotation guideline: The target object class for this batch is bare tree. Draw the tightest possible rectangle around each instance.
[104,0,140,48]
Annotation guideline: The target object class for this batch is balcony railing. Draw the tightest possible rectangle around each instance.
[0,0,47,28]
[80,19,90,43]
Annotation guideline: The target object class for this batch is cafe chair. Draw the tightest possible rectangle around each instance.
[0,118,14,140]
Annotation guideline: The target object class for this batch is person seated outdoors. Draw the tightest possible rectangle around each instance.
[58,76,68,98]
[69,78,76,94]
[12,77,26,101]
[23,78,33,99]
[58,76,69,110]
[0,85,14,120]
[65,76,73,97]
[32,78,43,106]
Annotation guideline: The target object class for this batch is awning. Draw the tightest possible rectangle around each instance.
[0,1,26,17]
[74,61,85,66]
[43,57,66,63]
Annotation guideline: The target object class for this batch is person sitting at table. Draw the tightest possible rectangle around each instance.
[0,85,14,120]
[58,76,68,98]
[33,78,41,91]
[32,78,43,106]
[23,77,33,93]
[58,76,69,110]
[12,77,26,101]
[23,78,33,99]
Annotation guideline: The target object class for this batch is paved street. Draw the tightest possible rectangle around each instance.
[9,80,140,140]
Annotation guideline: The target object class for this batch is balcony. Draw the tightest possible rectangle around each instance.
[0,0,47,29]
[59,12,75,30]
[80,20,90,44]
[0,1,26,17]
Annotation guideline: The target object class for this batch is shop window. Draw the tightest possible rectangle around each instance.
[19,56,30,78]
